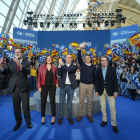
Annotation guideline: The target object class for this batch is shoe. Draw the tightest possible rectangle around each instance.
[51,122,55,125]
[77,116,82,122]
[57,118,62,125]
[13,123,22,132]
[133,98,136,101]
[100,121,107,127]
[41,121,45,125]
[112,126,118,133]
[124,96,127,98]
[130,97,133,100]
[26,122,32,128]
[67,118,74,124]
[88,116,93,122]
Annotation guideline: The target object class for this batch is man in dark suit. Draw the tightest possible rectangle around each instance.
[57,54,78,125]
[0,47,32,132]
[95,56,118,133]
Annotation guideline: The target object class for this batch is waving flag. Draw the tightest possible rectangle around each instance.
[93,57,97,65]
[112,55,119,61]
[27,49,33,59]
[130,33,140,40]
[7,44,12,51]
[70,42,79,48]
[41,49,48,54]
[28,45,32,49]
[82,49,86,55]
[62,48,68,55]
[22,47,28,52]
[52,44,55,47]
[51,49,58,56]
[72,53,76,60]
[122,49,132,56]
[131,72,140,89]
[0,42,3,48]
[106,49,114,55]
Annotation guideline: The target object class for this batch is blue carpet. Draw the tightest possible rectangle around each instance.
[0,93,140,140]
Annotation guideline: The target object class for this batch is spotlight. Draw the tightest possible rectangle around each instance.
[67,13,69,16]
[64,14,66,16]
[83,23,85,27]
[116,9,122,12]
[88,21,92,27]
[97,21,100,27]
[105,21,108,27]
[33,14,36,17]
[98,12,100,15]
[102,12,104,15]
[122,17,126,23]
[55,22,59,28]
[69,23,73,29]
[109,12,111,15]
[47,13,49,17]
[71,13,73,16]
[74,23,77,29]
[27,11,33,15]
[62,24,64,28]
[33,22,37,28]
[40,22,43,28]
[23,20,27,25]
[77,14,79,16]
[111,21,115,26]
[105,12,108,15]
[112,11,114,15]
[47,22,50,28]
[52,13,54,16]
[37,14,39,18]
[80,13,82,16]
[93,12,96,15]
[74,13,76,16]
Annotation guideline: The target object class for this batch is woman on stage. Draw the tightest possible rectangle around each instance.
[37,55,58,125]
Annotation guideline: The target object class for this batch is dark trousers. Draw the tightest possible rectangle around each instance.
[41,85,56,117]
[76,80,80,87]
[130,89,136,100]
[11,84,31,124]
[30,76,36,90]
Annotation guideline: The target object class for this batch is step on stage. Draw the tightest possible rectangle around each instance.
[22,87,101,117]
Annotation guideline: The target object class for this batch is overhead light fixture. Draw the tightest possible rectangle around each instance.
[64,13,66,16]
[69,23,73,29]
[67,14,69,16]
[52,13,54,16]
[40,22,43,28]
[93,12,96,15]
[23,20,27,25]
[47,22,50,28]
[102,12,104,15]
[80,13,82,16]
[33,22,37,28]
[47,13,49,17]
[27,11,33,15]
[105,12,108,15]
[77,14,79,16]
[111,21,115,26]
[74,13,76,16]
[74,23,77,29]
[55,22,59,28]
[98,12,100,15]
[122,17,126,23]
[83,23,85,28]
[105,21,108,27]
[62,24,64,28]
[88,21,92,27]
[112,11,114,15]
[109,12,112,16]
[97,21,100,27]
[33,14,36,17]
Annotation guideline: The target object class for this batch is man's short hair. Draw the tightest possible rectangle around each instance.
[65,53,72,58]
[85,54,91,59]
[101,56,108,61]
[14,47,24,53]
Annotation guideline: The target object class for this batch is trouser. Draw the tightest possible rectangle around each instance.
[79,82,94,116]
[99,88,117,126]
[120,82,128,96]
[30,76,36,90]
[129,89,136,100]
[58,85,74,118]
[11,84,31,124]
[41,85,56,117]
[76,80,80,87]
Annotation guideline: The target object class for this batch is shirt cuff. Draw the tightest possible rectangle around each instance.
[114,92,118,94]
[58,66,61,68]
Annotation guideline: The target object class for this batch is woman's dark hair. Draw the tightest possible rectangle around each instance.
[129,65,136,74]
[44,55,54,65]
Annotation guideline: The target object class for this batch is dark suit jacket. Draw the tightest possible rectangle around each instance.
[2,58,30,93]
[95,66,118,96]
[58,63,78,89]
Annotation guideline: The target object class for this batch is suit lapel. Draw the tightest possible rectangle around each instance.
[13,60,17,72]
[99,67,104,81]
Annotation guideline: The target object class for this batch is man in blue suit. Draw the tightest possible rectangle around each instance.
[57,54,78,125]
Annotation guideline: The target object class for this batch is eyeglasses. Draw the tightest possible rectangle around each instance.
[66,57,72,59]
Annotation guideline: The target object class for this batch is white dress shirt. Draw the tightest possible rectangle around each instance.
[65,63,71,85]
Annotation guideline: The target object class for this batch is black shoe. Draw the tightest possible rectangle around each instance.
[51,122,55,125]
[100,121,107,127]
[26,122,32,128]
[41,122,45,125]
[67,118,74,124]
[130,97,133,100]
[57,118,62,125]
[124,96,127,98]
[112,126,118,133]
[13,123,22,132]
[133,98,136,101]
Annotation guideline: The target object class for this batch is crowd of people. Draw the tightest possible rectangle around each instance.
[0,42,140,134]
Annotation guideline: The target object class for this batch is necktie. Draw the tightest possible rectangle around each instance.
[17,64,19,72]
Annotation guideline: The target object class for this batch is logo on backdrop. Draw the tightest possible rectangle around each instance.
[112,32,118,36]
[17,31,23,36]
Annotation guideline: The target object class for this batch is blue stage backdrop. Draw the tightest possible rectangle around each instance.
[37,30,110,52]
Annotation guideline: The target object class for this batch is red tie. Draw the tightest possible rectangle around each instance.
[17,64,19,72]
